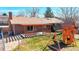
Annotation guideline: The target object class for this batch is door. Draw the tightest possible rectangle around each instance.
[51,24,55,32]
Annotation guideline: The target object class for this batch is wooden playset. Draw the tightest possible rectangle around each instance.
[49,21,77,51]
[62,23,77,45]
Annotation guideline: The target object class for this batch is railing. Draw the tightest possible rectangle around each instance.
[0,21,8,25]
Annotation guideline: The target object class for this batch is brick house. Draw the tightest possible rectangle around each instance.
[9,12,63,35]
[0,12,64,37]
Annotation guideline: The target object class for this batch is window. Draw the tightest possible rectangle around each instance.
[47,25,50,28]
[27,26,33,31]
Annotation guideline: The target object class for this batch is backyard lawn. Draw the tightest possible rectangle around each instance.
[13,33,79,51]
[13,35,54,51]
[76,39,79,47]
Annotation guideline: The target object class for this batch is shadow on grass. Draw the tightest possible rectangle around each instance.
[48,41,67,51]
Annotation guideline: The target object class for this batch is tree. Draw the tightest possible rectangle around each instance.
[30,7,39,17]
[16,10,26,17]
[44,7,54,18]
[59,7,79,28]
[59,7,79,22]
[16,8,40,17]
[2,13,7,16]
[44,7,55,32]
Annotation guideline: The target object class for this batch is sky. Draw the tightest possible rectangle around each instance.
[0,7,61,17]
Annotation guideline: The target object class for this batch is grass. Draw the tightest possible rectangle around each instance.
[75,39,79,47]
[13,33,79,51]
[13,35,54,51]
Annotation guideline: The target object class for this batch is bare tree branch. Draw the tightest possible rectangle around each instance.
[30,7,39,17]
[59,7,79,22]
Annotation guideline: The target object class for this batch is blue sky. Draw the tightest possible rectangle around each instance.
[0,7,61,17]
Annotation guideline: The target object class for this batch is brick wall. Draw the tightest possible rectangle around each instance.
[14,25,24,34]
[14,25,51,35]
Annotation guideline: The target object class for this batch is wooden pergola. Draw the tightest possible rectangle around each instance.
[0,25,9,51]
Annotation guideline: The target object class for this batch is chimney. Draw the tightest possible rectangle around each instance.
[9,12,12,20]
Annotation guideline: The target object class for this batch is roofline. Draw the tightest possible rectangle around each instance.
[11,22,64,26]
[11,23,52,26]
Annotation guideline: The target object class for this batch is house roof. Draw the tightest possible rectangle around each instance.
[10,17,64,26]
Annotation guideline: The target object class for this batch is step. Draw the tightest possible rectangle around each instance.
[21,34,25,38]
[11,36,15,41]
[16,35,20,40]
[13,36,17,41]
[18,35,22,39]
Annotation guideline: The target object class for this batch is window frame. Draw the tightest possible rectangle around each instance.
[27,26,34,32]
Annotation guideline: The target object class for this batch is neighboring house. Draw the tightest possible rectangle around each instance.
[0,12,64,37]
[0,15,9,38]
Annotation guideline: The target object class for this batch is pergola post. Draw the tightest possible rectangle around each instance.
[1,28,5,51]
[13,25,15,35]
[24,26,26,34]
